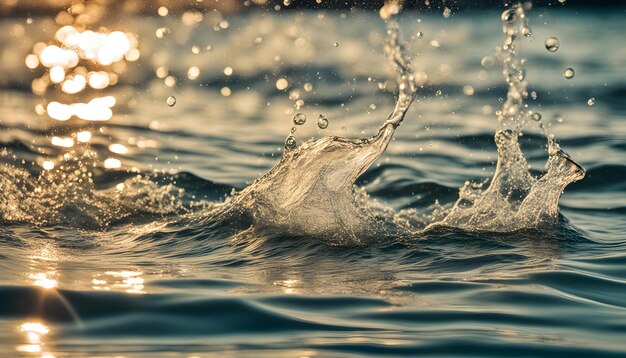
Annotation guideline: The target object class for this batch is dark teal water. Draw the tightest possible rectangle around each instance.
[0,8,625,357]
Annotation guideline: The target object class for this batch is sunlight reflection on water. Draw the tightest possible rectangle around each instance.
[16,322,53,357]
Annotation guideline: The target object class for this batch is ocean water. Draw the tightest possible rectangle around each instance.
[1,5,626,357]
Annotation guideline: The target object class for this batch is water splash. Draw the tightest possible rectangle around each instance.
[0,2,585,239]
[216,9,418,244]
[0,150,209,229]
[433,3,585,232]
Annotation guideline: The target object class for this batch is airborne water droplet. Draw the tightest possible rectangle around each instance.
[555,114,565,123]
[285,135,296,150]
[481,56,495,68]
[587,97,595,106]
[317,114,329,129]
[333,42,339,47]
[416,31,423,39]
[443,7,451,18]
[522,26,532,37]
[545,37,560,52]
[166,96,176,107]
[531,112,542,121]
[501,9,516,23]
[563,67,575,79]
[292,113,306,125]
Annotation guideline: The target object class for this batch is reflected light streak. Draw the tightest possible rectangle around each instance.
[30,273,58,289]
[104,158,122,169]
[273,279,301,294]
[49,66,65,83]
[51,136,74,148]
[46,96,115,121]
[87,71,109,89]
[17,322,54,357]
[27,20,139,122]
[61,74,86,94]
[54,26,136,66]
[75,130,92,143]
[108,143,129,154]
[41,161,55,171]
[93,271,145,293]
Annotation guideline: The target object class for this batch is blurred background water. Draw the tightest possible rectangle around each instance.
[0,0,625,356]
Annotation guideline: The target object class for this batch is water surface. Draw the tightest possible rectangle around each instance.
[0,7,625,357]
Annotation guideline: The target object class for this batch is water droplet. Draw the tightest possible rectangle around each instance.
[292,112,306,125]
[587,97,595,106]
[463,85,475,96]
[555,114,565,123]
[317,115,329,129]
[544,37,560,52]
[481,56,495,68]
[531,112,542,121]
[156,27,170,39]
[563,67,575,79]
[166,96,176,107]
[290,126,297,133]
[416,31,423,39]
[522,26,532,37]
[443,7,451,18]
[285,135,296,150]
[158,6,168,16]
[501,9,516,23]
[333,42,339,47]
[276,78,289,90]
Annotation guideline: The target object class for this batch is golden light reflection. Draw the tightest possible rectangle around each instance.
[108,143,129,155]
[16,322,54,357]
[46,96,115,122]
[31,273,58,289]
[49,66,65,84]
[103,157,122,169]
[25,54,39,69]
[87,71,110,89]
[41,160,55,171]
[75,130,92,143]
[53,27,135,66]
[26,8,139,125]
[156,66,169,79]
[273,279,301,294]
[164,75,177,87]
[276,78,289,90]
[92,271,145,294]
[187,66,200,80]
[61,74,86,94]
[39,45,79,68]
[220,87,232,97]
[158,6,169,17]
[51,136,74,148]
